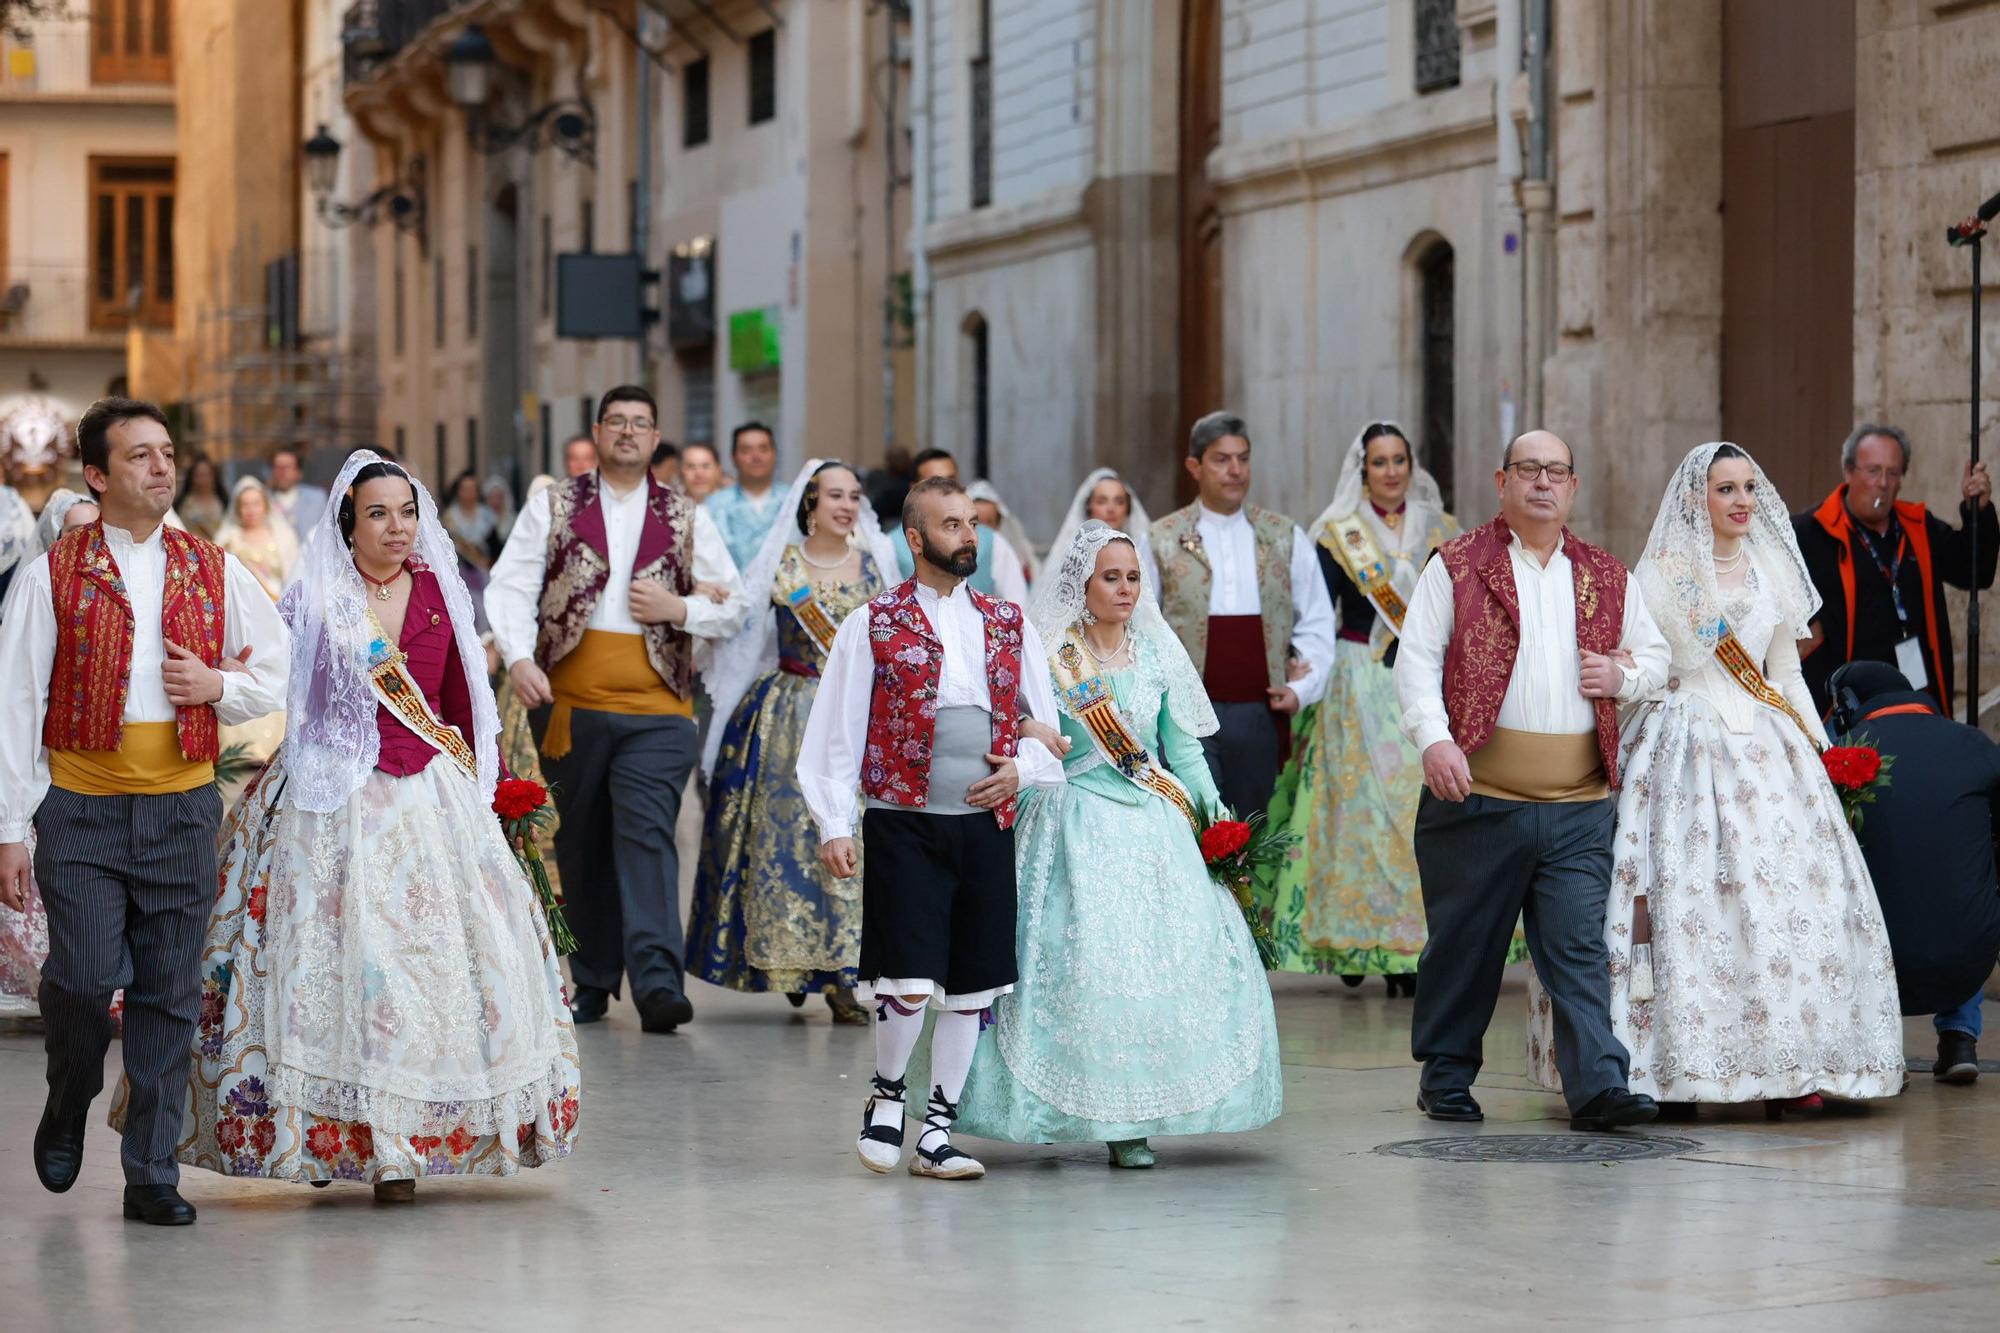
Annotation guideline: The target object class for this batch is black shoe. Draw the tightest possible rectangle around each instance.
[122,1184,196,1226]
[1569,1088,1660,1132]
[1339,975,1364,989]
[1655,1101,1700,1123]
[1386,973,1417,999]
[33,1105,86,1193]
[1417,1088,1483,1122]
[1935,1031,1981,1085]
[568,985,610,1025]
[785,991,809,1009]
[637,991,695,1034]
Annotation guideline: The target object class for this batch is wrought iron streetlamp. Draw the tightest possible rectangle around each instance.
[444,25,596,167]
[303,124,426,233]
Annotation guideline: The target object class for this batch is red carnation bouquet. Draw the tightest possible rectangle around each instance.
[493,778,577,954]
[1821,743,1892,833]
[1194,804,1289,970]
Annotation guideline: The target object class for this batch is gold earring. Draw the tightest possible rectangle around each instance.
[808,514,818,537]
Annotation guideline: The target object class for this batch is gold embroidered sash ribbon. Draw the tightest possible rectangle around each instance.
[1051,626,1200,832]
[785,578,841,655]
[364,609,478,780]
[1321,513,1408,635]
[1713,623,1820,750]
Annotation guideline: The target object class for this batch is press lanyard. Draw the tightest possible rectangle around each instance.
[1858,525,1911,628]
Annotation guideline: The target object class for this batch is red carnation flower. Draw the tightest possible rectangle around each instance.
[1822,745,1880,792]
[1200,820,1253,864]
[492,779,549,822]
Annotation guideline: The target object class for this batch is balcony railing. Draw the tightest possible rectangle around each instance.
[0,265,123,347]
[341,0,462,87]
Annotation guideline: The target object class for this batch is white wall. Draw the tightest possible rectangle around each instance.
[1221,0,1395,146]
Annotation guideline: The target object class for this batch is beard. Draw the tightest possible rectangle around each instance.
[921,532,980,579]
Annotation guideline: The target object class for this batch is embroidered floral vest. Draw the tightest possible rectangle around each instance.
[863,578,1026,830]
[1150,503,1294,689]
[1438,516,1627,786]
[43,522,227,760]
[534,472,697,697]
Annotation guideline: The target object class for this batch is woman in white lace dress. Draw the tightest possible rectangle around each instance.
[136,452,579,1198]
[1528,443,1903,1115]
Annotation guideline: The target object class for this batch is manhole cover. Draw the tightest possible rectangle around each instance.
[1375,1134,1701,1163]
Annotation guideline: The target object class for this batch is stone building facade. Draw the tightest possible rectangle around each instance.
[908,0,2000,679]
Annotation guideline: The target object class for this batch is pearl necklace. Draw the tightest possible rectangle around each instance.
[1713,545,1747,572]
[1083,624,1129,665]
[797,541,850,571]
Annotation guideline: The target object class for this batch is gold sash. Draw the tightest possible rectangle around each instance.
[1712,624,1821,750]
[784,579,840,655]
[365,609,477,780]
[48,722,214,796]
[1050,628,1200,831]
[1320,513,1408,635]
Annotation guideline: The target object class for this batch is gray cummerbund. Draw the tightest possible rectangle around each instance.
[865,705,991,817]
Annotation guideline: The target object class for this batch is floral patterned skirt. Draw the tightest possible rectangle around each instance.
[1526,693,1904,1103]
[118,751,581,1182]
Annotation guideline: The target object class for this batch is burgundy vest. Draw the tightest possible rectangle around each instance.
[533,472,696,697]
[863,579,1026,829]
[1437,516,1628,787]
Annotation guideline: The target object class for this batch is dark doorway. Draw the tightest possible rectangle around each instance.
[1419,239,1457,512]
[1176,0,1223,503]
[1722,0,1855,507]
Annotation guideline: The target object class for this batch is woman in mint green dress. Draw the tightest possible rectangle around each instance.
[950,520,1283,1168]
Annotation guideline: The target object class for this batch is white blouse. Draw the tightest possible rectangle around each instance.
[796,578,1067,842]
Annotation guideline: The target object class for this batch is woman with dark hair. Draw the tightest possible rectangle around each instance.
[687,460,897,1022]
[1265,422,1465,990]
[175,454,229,540]
[137,451,580,1197]
[1525,443,1903,1116]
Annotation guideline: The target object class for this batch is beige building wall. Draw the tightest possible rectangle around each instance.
[0,13,175,420]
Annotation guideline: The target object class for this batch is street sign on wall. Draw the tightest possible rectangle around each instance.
[728,306,781,372]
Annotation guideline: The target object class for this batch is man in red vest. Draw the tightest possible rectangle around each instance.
[0,398,287,1225]
[1794,422,1996,713]
[798,476,1067,1181]
[1394,431,1670,1131]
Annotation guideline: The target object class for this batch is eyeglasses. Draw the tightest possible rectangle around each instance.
[1504,461,1576,483]
[599,416,657,435]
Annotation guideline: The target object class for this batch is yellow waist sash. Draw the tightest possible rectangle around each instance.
[49,721,214,796]
[1466,727,1608,803]
[544,630,691,760]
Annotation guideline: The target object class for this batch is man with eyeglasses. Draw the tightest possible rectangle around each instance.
[1794,423,1996,713]
[1394,431,1670,1132]
[487,385,749,1035]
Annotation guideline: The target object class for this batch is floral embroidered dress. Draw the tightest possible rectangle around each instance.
[136,567,581,1181]
[944,630,1283,1144]
[687,546,883,993]
[1527,451,1903,1103]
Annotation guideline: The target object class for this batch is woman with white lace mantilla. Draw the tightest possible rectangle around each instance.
[141,452,579,1198]
[941,520,1283,1168]
[1527,443,1904,1116]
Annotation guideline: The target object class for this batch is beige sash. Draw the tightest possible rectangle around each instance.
[1712,624,1820,749]
[1050,627,1200,832]
[365,608,477,780]
[1320,513,1409,635]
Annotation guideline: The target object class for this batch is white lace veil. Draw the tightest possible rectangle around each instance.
[1310,419,1445,537]
[700,458,896,777]
[1046,468,1153,573]
[280,449,501,813]
[1030,519,1217,739]
[1636,441,1821,669]
[966,478,1040,581]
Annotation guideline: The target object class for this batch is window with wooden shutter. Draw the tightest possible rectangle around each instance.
[92,0,173,86]
[87,157,174,331]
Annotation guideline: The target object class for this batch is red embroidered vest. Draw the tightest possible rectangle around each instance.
[863,579,1026,829]
[534,473,697,697]
[1437,517,1627,787]
[43,522,227,760]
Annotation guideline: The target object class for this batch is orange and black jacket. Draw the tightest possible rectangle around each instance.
[1792,486,1998,711]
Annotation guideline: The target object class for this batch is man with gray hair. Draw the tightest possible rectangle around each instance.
[1149,411,1336,816]
[1793,422,1996,712]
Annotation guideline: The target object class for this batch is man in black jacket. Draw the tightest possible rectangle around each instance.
[1794,423,1996,713]
[1830,661,2000,1083]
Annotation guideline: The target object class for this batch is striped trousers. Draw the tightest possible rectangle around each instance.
[34,784,220,1186]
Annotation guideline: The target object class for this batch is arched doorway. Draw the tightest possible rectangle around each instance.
[962,311,990,480]
[1417,238,1457,512]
